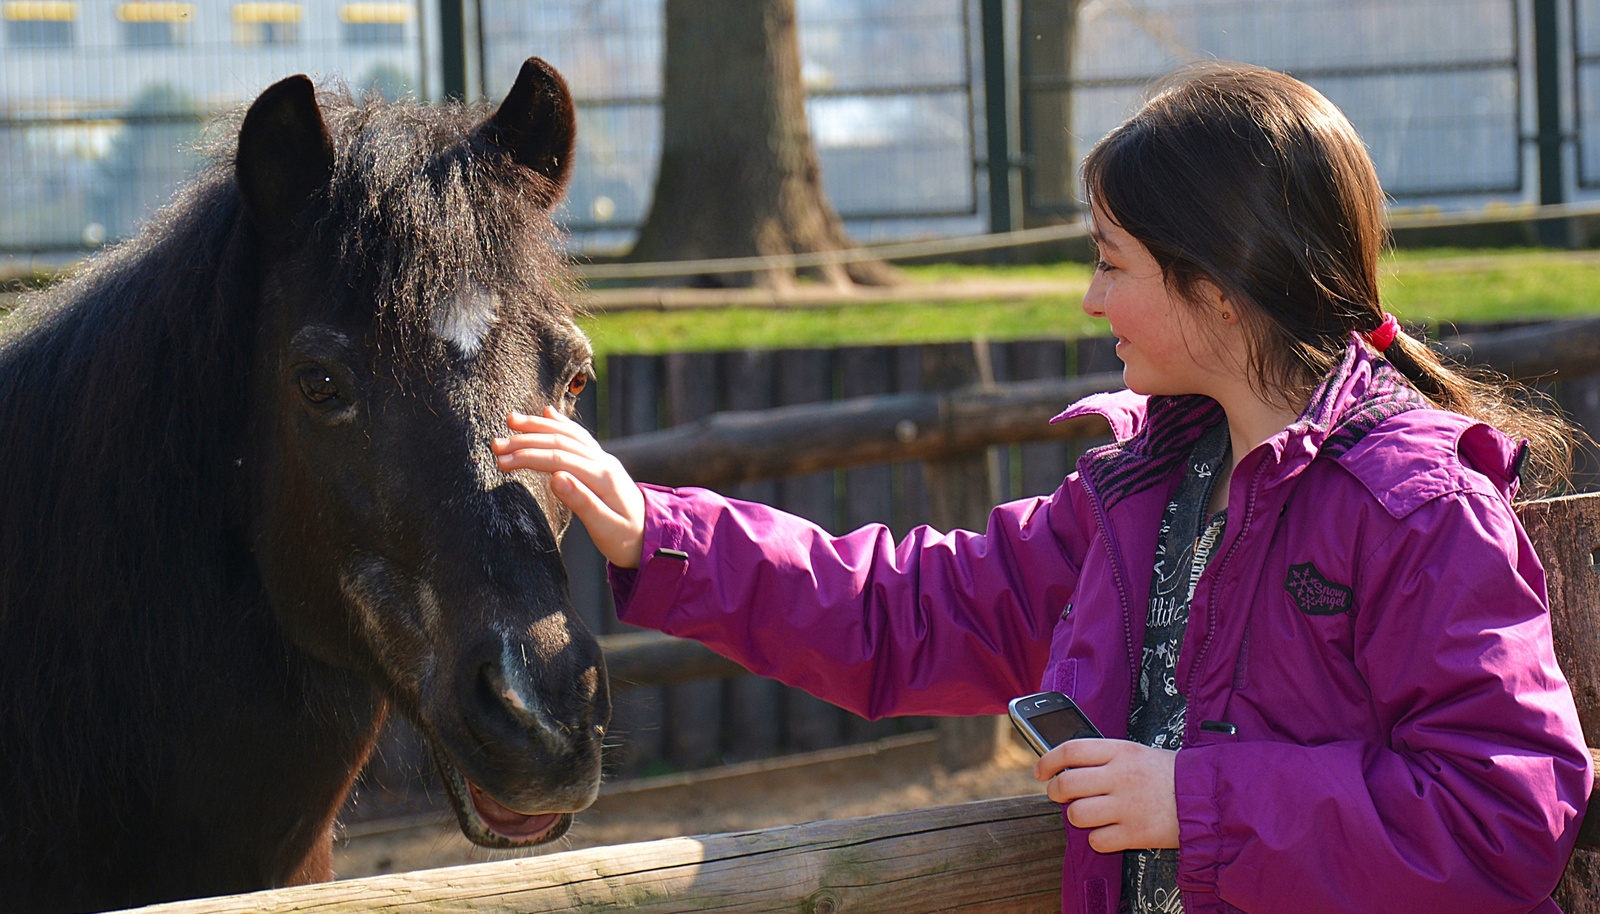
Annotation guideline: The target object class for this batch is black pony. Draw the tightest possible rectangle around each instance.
[0,59,609,912]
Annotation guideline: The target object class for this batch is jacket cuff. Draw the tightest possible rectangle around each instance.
[1175,745,1224,894]
[608,483,691,629]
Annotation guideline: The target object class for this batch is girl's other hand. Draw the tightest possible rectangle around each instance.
[1035,739,1179,852]
[491,407,646,569]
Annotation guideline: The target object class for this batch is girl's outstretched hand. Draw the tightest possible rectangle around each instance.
[491,407,646,569]
[1035,739,1179,852]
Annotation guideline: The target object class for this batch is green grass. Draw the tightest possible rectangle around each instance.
[578,249,1600,360]
[1379,249,1600,325]
[581,294,1102,357]
[7,248,1600,358]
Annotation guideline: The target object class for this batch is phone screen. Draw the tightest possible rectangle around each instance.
[1028,706,1099,748]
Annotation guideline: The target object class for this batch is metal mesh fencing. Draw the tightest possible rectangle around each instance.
[0,0,1587,257]
[0,0,424,252]
[1027,0,1522,216]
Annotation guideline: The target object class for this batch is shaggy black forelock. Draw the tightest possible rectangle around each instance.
[279,90,582,349]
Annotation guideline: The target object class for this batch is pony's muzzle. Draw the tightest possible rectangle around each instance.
[474,648,568,756]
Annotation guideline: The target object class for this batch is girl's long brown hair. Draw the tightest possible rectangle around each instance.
[1081,62,1574,496]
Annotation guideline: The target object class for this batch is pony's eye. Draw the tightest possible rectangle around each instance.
[567,372,588,397]
[297,369,339,404]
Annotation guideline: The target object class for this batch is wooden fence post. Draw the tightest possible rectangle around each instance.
[923,341,1013,770]
[1520,494,1600,911]
[719,349,786,761]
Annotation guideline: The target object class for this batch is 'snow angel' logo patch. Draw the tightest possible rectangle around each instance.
[1284,562,1354,615]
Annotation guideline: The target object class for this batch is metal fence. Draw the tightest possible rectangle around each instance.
[1575,0,1600,186]
[0,0,425,252]
[1027,0,1524,216]
[3,0,1598,256]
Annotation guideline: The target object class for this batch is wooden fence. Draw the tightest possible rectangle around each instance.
[115,488,1600,912]
[357,318,1600,803]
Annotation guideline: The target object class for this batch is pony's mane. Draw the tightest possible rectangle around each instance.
[0,85,577,829]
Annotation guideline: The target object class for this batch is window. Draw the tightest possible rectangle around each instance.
[232,2,299,45]
[117,2,191,46]
[4,1,75,47]
[339,2,407,45]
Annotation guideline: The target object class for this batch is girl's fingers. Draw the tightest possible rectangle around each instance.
[1035,738,1119,781]
[551,472,644,569]
[1045,765,1111,805]
[1085,824,1134,855]
[498,409,646,569]
[497,448,632,519]
[1063,795,1118,830]
[506,409,603,451]
[550,471,622,534]
[494,445,591,478]
[496,423,605,462]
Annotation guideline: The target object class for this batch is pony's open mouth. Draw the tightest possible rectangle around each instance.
[433,748,572,848]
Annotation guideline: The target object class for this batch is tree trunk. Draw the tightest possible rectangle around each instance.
[628,0,895,289]
[1021,0,1081,221]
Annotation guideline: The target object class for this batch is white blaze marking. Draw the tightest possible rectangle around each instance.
[435,285,498,356]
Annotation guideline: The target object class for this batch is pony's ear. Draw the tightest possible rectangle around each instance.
[236,75,334,240]
[474,57,576,206]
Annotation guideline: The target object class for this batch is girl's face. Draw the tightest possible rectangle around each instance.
[1081,204,1240,399]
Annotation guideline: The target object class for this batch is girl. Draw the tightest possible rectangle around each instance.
[493,64,1591,913]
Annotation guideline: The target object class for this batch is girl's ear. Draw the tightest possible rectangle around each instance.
[1193,278,1236,324]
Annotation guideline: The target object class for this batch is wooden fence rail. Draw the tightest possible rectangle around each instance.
[114,490,1600,912]
[608,315,1600,490]
[128,796,1067,914]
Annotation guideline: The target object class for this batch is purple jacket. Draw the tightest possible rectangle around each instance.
[610,341,1590,913]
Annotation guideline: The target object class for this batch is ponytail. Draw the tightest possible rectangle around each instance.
[1379,326,1576,497]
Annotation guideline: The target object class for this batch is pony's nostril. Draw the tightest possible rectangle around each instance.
[478,661,538,730]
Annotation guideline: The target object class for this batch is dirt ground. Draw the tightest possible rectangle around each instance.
[333,729,1048,880]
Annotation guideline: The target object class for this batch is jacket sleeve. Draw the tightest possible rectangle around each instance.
[1174,489,1591,914]
[606,480,1092,719]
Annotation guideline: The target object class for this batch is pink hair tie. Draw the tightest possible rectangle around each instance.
[1367,312,1400,352]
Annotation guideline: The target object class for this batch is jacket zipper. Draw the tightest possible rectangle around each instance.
[1182,457,1266,741]
[1078,465,1139,707]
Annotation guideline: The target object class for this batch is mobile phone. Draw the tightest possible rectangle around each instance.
[1007,691,1103,756]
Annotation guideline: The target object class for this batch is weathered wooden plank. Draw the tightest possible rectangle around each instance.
[662,351,726,769]
[1440,315,1600,381]
[601,631,750,689]
[776,347,847,752]
[1561,374,1600,493]
[606,353,666,776]
[609,372,1121,489]
[1009,339,1074,499]
[124,795,1067,914]
[918,342,1011,772]
[839,345,901,744]
[719,349,785,761]
[892,346,931,535]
